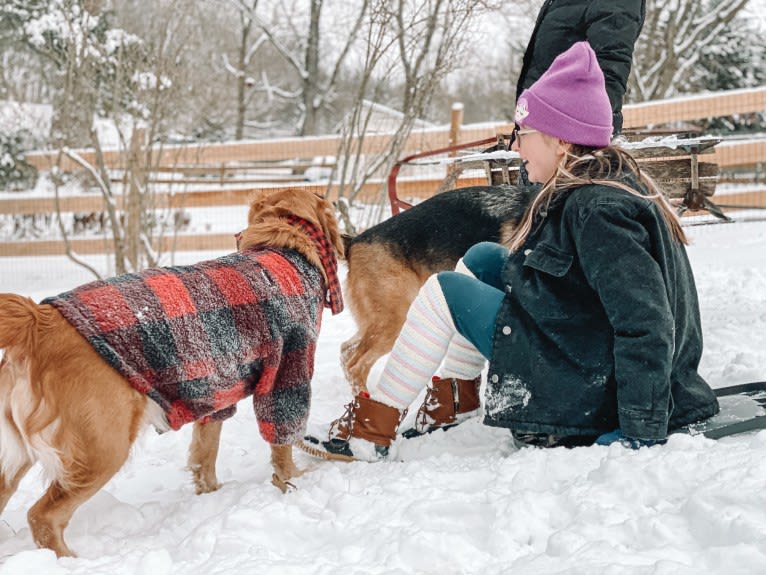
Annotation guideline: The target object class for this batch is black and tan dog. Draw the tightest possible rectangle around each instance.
[340,184,530,395]
[0,188,344,557]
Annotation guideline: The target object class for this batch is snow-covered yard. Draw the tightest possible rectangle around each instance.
[0,214,765,574]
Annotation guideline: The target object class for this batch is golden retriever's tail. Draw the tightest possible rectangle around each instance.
[0,293,42,352]
[0,294,72,477]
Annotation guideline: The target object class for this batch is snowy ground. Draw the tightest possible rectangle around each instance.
[0,214,766,574]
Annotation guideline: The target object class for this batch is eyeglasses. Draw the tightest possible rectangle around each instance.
[512,125,538,145]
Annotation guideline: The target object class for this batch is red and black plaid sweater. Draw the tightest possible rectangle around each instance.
[44,246,335,444]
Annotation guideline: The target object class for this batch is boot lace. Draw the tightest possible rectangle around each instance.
[328,398,357,441]
[414,386,439,433]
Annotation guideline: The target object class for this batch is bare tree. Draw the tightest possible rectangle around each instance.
[1,0,108,146]
[217,0,371,137]
[2,0,210,276]
[219,0,269,139]
[101,0,213,273]
[331,0,499,229]
[259,0,371,137]
[630,0,751,101]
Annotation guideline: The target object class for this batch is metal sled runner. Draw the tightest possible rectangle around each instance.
[688,381,766,439]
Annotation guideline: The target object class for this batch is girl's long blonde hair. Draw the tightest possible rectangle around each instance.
[505,144,688,252]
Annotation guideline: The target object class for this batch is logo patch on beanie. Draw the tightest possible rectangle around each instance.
[515,98,529,123]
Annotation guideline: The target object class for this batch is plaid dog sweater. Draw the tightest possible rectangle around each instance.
[43,243,338,445]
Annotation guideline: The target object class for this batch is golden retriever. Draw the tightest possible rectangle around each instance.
[0,187,343,557]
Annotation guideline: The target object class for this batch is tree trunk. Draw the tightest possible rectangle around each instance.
[126,127,145,270]
[235,13,253,140]
[300,0,322,136]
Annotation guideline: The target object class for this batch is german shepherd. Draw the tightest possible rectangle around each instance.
[340,184,530,394]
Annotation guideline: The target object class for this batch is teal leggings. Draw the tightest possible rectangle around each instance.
[437,242,507,358]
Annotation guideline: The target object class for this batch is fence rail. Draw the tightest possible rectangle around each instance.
[1,182,763,257]
[22,87,766,172]
[3,86,765,258]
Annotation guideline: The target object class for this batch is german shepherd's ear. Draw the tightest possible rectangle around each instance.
[341,234,353,258]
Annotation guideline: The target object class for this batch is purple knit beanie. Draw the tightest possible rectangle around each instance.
[515,41,612,148]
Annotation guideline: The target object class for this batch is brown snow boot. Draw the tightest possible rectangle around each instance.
[299,393,403,462]
[404,376,481,437]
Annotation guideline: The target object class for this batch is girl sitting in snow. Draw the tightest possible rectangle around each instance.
[303,41,720,461]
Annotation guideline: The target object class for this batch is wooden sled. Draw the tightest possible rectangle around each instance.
[387,131,730,222]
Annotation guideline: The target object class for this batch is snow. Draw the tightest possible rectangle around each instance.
[0,101,52,142]
[1,212,766,573]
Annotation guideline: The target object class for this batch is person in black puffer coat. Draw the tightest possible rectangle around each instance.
[516,0,645,137]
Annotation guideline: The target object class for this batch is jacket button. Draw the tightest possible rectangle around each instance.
[524,249,532,256]
[491,374,499,383]
[502,325,512,335]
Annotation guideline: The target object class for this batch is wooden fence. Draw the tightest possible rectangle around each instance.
[22,86,766,172]
[2,86,765,257]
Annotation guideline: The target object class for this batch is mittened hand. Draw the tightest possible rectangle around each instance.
[595,429,666,449]
[595,429,624,446]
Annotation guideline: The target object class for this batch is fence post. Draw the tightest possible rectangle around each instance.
[126,127,146,269]
[448,102,464,176]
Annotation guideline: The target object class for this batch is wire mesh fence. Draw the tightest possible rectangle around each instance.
[1,91,765,289]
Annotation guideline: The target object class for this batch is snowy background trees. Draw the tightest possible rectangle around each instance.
[1,3,766,570]
[2,0,764,151]
[1,0,764,279]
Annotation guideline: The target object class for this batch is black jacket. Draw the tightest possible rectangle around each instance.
[484,181,719,441]
[516,0,645,135]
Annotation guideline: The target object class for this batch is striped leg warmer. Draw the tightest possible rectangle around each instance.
[439,332,486,380]
[453,256,475,278]
[372,274,457,410]
[439,258,486,379]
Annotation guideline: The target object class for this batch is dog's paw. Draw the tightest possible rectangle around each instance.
[193,479,222,495]
[271,473,297,494]
[189,465,221,494]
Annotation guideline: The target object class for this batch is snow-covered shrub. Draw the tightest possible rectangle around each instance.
[0,131,37,191]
